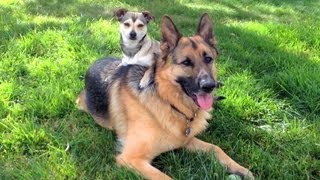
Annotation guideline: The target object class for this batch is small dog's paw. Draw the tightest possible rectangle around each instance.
[138,82,147,89]
[139,79,149,89]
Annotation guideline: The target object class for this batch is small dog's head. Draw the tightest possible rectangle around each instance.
[158,13,219,110]
[114,8,154,42]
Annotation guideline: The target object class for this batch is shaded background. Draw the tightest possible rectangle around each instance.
[1,0,319,179]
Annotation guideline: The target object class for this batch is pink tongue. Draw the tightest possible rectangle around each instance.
[196,93,213,110]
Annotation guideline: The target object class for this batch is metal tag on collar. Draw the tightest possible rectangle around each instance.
[185,119,191,136]
[185,127,191,136]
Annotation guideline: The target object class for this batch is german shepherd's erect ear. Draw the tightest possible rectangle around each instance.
[196,13,217,48]
[160,16,182,53]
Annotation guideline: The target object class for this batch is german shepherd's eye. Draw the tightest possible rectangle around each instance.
[137,24,144,28]
[203,52,213,64]
[204,56,213,64]
[181,58,194,67]
[124,22,130,27]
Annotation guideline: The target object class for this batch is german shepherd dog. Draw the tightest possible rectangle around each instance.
[77,13,253,179]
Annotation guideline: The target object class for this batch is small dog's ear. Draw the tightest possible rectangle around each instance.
[114,8,128,21]
[142,11,155,23]
[196,13,217,47]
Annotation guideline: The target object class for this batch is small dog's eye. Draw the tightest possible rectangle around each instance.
[181,58,193,67]
[138,24,144,28]
[124,23,130,27]
[204,56,213,64]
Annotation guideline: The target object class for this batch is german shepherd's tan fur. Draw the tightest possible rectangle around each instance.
[77,13,253,179]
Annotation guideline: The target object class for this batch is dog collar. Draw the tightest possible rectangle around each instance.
[138,34,147,43]
[170,104,198,136]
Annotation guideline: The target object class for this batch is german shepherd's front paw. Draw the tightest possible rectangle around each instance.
[233,168,254,180]
[242,170,254,180]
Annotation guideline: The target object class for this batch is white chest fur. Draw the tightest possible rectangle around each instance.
[121,37,159,67]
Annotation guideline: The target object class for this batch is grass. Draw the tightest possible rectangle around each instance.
[0,0,319,179]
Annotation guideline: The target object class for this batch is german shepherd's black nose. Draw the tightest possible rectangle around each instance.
[199,76,215,93]
[129,31,137,39]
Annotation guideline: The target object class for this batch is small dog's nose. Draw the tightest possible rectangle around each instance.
[129,31,137,39]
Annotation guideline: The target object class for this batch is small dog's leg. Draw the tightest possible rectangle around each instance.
[116,154,172,180]
[185,138,254,179]
[139,68,152,89]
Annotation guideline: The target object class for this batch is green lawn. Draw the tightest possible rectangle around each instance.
[1,0,319,179]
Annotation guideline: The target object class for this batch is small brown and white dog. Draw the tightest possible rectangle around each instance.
[114,8,160,88]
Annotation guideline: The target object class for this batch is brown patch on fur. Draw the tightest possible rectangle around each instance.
[109,81,127,138]
[188,37,198,49]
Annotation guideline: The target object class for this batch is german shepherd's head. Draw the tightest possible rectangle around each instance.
[157,14,218,111]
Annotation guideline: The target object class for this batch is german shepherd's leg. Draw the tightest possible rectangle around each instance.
[185,138,254,179]
[76,90,88,112]
[139,68,152,88]
[76,90,112,129]
[116,154,172,180]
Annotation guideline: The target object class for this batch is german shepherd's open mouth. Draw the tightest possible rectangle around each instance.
[176,76,215,110]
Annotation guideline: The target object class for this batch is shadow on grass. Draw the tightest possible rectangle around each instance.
[0,6,69,46]
[220,26,320,114]
[114,0,320,115]
[258,0,320,7]
[104,0,319,179]
[4,0,319,179]
[24,0,113,19]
